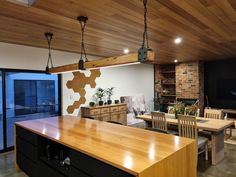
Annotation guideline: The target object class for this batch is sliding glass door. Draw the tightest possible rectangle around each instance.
[0,72,3,151]
[0,70,61,152]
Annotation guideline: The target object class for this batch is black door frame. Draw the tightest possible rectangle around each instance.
[0,68,62,153]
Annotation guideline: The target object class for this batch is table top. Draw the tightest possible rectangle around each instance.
[15,116,195,176]
[137,113,235,132]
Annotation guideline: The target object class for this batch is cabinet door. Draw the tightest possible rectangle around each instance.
[70,150,135,177]
[101,113,110,121]
[110,106,119,112]
[101,107,110,114]
[119,112,127,125]
[119,106,127,112]
[110,113,119,122]
[17,152,38,177]
[90,108,101,116]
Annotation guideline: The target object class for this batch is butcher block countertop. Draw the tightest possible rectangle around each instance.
[15,116,197,177]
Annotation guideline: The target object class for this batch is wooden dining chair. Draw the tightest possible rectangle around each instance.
[150,112,178,135]
[204,108,232,138]
[204,108,223,119]
[178,115,208,161]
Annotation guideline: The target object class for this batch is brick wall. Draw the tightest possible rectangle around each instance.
[176,61,204,115]
[176,62,200,98]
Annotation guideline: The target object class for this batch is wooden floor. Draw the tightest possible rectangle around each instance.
[0,144,235,177]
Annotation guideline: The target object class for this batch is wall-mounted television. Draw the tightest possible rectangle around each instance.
[217,78,236,100]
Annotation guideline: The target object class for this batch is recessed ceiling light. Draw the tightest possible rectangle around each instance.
[174,59,178,63]
[123,49,130,54]
[174,37,182,44]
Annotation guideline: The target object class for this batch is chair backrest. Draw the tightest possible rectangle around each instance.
[204,108,223,119]
[178,115,197,140]
[151,112,167,131]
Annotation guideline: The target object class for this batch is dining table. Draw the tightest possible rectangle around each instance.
[136,113,235,165]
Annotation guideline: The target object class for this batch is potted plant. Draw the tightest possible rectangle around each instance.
[89,101,95,107]
[114,100,119,104]
[172,102,185,118]
[105,87,115,105]
[95,88,105,106]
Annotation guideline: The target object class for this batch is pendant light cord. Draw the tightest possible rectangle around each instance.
[45,33,54,69]
[141,0,149,49]
[80,20,88,62]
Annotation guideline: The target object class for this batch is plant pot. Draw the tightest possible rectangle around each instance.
[107,100,112,105]
[98,101,104,106]
[89,102,95,107]
[114,100,119,104]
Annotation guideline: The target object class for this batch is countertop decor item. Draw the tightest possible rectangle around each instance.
[170,102,185,118]
[105,87,115,105]
[114,100,119,104]
[95,88,105,106]
[89,102,95,107]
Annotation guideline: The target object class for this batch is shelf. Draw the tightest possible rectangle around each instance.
[162,83,176,85]
[162,103,175,105]
[161,95,176,97]
[160,71,175,74]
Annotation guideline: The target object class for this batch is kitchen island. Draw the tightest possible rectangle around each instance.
[15,116,197,177]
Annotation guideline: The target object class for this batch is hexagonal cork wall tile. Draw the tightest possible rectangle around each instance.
[66,69,101,114]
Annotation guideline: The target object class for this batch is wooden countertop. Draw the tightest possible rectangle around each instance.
[15,116,196,177]
[137,114,234,132]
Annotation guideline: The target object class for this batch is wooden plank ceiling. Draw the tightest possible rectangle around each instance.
[1,0,236,64]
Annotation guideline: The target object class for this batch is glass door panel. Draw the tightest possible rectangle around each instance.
[0,72,3,151]
[5,72,59,148]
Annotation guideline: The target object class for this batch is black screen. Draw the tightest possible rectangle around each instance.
[217,78,236,100]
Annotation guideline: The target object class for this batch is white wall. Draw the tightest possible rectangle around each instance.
[0,42,97,70]
[62,64,154,116]
[0,42,154,116]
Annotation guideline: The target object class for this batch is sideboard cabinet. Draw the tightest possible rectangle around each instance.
[81,103,127,125]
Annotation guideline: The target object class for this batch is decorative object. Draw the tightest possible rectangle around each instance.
[105,87,115,105]
[47,0,154,74]
[95,88,105,106]
[115,100,120,104]
[170,102,185,118]
[185,100,199,116]
[89,102,95,107]
[66,69,101,114]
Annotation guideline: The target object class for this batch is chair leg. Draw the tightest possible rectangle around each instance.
[205,143,208,161]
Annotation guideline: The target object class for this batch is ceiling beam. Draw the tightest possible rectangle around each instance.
[48,50,155,74]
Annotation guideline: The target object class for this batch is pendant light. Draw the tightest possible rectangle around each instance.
[45,32,54,74]
[47,0,154,74]
[77,16,88,70]
[138,0,153,61]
